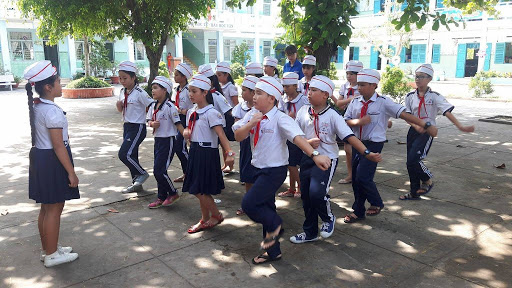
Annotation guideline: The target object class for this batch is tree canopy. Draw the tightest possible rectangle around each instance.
[18,0,214,83]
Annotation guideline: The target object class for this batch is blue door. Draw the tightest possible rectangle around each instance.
[484,43,492,71]
[455,44,467,78]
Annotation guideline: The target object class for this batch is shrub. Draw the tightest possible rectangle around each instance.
[14,75,22,84]
[316,62,339,80]
[158,61,170,78]
[231,62,245,80]
[66,76,110,88]
[469,72,494,97]
[380,66,410,104]
[276,64,283,77]
[234,77,244,87]
[72,72,85,80]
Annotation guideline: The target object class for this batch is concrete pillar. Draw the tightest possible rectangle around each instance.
[127,36,135,62]
[175,32,183,58]
[0,20,11,72]
[68,36,77,77]
[477,12,488,72]
[217,30,224,61]
[254,35,261,63]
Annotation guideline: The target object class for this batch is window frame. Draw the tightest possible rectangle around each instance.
[9,31,34,61]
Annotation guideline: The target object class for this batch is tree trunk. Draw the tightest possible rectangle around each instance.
[313,42,334,71]
[84,36,90,77]
[144,34,168,85]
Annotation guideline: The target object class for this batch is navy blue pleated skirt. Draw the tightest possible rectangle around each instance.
[239,137,257,184]
[183,142,224,195]
[29,145,80,204]
[287,140,303,167]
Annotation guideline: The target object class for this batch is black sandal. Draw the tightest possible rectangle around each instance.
[260,228,284,251]
[251,253,282,265]
[399,193,421,200]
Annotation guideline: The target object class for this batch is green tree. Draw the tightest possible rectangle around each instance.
[380,66,411,104]
[19,0,214,84]
[232,42,251,65]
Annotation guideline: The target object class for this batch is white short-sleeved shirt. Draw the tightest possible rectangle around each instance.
[231,101,253,120]
[120,85,154,124]
[296,105,355,159]
[146,99,181,138]
[344,93,406,142]
[279,93,309,117]
[186,104,226,147]
[173,84,193,112]
[233,106,305,168]
[338,82,360,100]
[33,98,69,149]
[221,82,239,107]
[405,87,454,126]
[212,91,232,115]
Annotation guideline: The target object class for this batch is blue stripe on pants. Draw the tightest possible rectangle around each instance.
[351,141,384,218]
[119,123,147,180]
[171,114,189,174]
[299,156,338,237]
[406,127,433,195]
[242,166,287,259]
[154,136,178,200]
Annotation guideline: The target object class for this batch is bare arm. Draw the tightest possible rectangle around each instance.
[445,111,475,132]
[293,135,331,171]
[346,136,382,163]
[345,115,371,127]
[176,123,185,135]
[116,101,123,112]
[234,112,263,142]
[399,111,438,137]
[231,96,239,106]
[213,125,235,167]
[49,129,79,187]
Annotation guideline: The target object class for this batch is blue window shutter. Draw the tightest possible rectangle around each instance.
[411,45,418,63]
[418,44,426,63]
[374,0,381,13]
[401,0,407,11]
[337,47,344,63]
[389,45,396,67]
[353,47,360,60]
[436,0,444,8]
[484,43,492,71]
[400,47,406,63]
[495,42,505,64]
[455,44,467,78]
[370,46,378,69]
[432,44,441,63]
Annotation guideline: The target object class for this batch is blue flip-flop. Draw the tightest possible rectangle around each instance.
[418,182,434,196]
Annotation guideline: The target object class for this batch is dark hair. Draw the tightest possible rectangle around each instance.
[253,73,264,78]
[285,45,297,55]
[303,64,316,77]
[227,73,235,85]
[208,75,224,96]
[120,70,138,84]
[152,83,171,99]
[27,75,58,146]
[200,88,214,105]
[274,68,280,78]
[175,70,189,85]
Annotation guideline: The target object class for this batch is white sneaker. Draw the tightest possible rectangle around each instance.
[40,245,73,262]
[289,232,319,244]
[133,173,150,186]
[122,184,143,193]
[44,250,78,267]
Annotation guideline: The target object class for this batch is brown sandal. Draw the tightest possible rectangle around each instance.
[344,213,365,223]
[366,206,384,216]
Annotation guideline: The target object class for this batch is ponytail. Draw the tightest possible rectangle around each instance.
[26,83,36,146]
[227,74,235,85]
[208,75,224,96]
[206,90,214,105]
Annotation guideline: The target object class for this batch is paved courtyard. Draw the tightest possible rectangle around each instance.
[0,86,511,287]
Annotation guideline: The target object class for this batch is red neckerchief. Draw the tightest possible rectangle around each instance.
[175,88,181,109]
[310,106,334,144]
[287,102,296,115]
[188,111,199,138]
[151,101,164,135]
[417,89,429,119]
[304,82,310,96]
[250,115,268,147]
[359,98,373,139]
[33,98,42,104]
[210,88,216,94]
[347,87,354,97]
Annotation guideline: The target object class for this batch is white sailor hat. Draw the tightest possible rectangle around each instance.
[23,60,57,83]
[189,74,212,91]
[303,55,316,66]
[198,64,214,78]
[282,72,299,86]
[245,62,264,75]
[357,69,380,84]
[152,76,173,93]
[309,75,335,97]
[415,63,434,77]
[175,63,193,79]
[345,60,364,73]
[255,76,283,99]
[242,75,259,90]
[263,56,278,67]
[216,61,231,74]
[118,61,137,73]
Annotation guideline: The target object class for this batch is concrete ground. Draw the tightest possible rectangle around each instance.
[0,86,511,288]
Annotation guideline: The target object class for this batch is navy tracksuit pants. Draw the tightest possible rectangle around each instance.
[119,123,147,180]
[351,141,384,218]
[154,136,178,200]
[242,166,287,259]
[171,114,189,174]
[406,127,433,196]
[299,156,338,237]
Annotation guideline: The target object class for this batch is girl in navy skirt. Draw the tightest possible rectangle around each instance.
[231,75,259,215]
[115,61,154,193]
[146,76,185,209]
[183,74,235,234]
[24,60,79,267]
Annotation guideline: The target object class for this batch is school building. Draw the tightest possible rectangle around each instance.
[337,0,512,79]
[0,0,282,79]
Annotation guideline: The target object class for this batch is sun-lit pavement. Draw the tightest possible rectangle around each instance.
[0,85,511,287]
